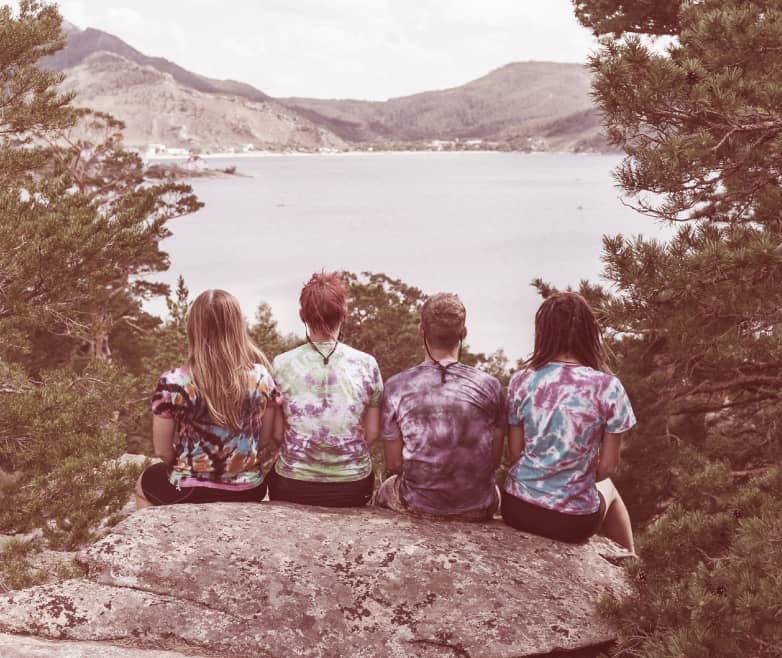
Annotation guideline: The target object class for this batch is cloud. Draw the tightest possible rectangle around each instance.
[52,0,599,99]
[106,7,147,33]
[220,35,265,59]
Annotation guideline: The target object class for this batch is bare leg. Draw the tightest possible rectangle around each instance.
[596,478,635,553]
[135,473,153,510]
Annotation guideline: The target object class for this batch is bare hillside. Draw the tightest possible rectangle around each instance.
[46,24,609,152]
[283,62,609,151]
[60,52,347,152]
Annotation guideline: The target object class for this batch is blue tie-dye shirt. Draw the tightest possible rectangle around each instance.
[504,363,636,514]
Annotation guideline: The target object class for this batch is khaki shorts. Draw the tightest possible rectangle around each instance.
[375,474,500,522]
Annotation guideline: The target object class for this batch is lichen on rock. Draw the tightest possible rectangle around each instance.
[0,503,632,657]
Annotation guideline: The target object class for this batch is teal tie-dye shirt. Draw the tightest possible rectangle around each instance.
[504,363,636,514]
[273,342,383,482]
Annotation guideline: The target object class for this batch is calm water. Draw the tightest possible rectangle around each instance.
[152,152,669,361]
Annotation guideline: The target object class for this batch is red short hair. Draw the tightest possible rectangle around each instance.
[299,271,347,334]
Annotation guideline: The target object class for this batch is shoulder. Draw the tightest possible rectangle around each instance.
[273,345,306,371]
[248,362,273,385]
[157,366,191,388]
[461,363,501,387]
[340,344,380,370]
[508,368,534,390]
[385,364,426,390]
[572,366,619,389]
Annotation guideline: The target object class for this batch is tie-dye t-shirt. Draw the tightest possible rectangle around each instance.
[382,362,505,516]
[150,363,279,490]
[504,363,636,514]
[273,342,383,482]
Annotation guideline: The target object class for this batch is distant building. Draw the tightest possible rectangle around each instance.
[429,139,455,151]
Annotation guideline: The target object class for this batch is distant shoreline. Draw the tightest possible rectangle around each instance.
[143,149,611,161]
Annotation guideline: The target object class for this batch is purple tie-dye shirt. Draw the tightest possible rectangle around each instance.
[504,363,636,514]
[382,362,505,516]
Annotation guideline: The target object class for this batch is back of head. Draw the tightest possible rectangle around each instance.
[421,292,466,350]
[187,289,271,429]
[525,291,608,372]
[299,271,347,335]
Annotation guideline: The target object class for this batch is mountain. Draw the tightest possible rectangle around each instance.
[282,62,610,152]
[45,24,610,153]
[44,25,346,152]
[43,26,270,103]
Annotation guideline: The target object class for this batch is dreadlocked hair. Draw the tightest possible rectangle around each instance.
[522,291,611,373]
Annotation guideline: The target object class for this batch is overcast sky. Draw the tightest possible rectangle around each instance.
[55,0,599,100]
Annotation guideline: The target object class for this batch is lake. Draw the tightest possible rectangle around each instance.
[151,151,670,362]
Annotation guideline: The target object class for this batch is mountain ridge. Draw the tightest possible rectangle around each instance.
[45,23,610,153]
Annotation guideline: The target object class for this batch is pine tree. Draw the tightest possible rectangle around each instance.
[0,2,201,559]
[572,1,782,654]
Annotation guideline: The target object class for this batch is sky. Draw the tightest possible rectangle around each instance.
[54,0,599,100]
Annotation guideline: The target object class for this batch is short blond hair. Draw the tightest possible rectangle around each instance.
[421,292,466,349]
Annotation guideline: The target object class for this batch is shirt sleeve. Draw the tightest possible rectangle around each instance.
[381,383,402,441]
[368,358,383,408]
[255,364,282,408]
[603,376,637,434]
[150,369,188,419]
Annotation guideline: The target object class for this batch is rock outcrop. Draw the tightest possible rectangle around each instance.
[0,503,632,657]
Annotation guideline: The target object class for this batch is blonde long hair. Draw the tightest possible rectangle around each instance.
[186,289,272,429]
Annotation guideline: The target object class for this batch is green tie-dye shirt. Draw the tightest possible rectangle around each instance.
[273,342,383,482]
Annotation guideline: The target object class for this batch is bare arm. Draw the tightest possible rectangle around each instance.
[363,406,381,445]
[152,416,177,465]
[272,406,286,446]
[507,425,524,464]
[260,405,275,447]
[384,438,403,475]
[492,427,505,469]
[596,432,623,481]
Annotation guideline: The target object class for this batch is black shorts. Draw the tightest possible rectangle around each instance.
[140,462,267,506]
[500,488,606,544]
[267,467,374,508]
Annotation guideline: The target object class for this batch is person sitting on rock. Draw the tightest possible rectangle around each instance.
[268,271,382,507]
[135,289,279,508]
[501,291,636,552]
[376,292,505,520]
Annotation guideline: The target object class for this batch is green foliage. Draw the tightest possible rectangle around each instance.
[604,468,782,658]
[0,3,198,565]
[573,0,681,36]
[0,538,44,592]
[249,301,301,361]
[341,272,425,379]
[0,363,142,549]
[576,0,782,654]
